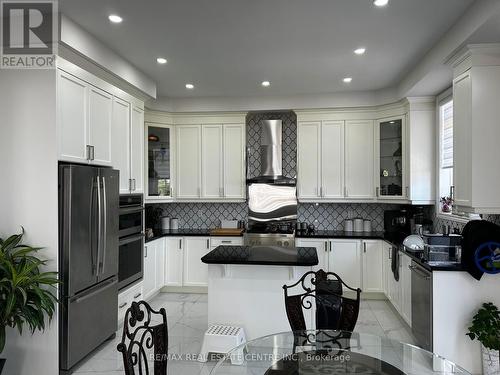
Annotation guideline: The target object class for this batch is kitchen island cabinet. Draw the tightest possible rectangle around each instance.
[201,245,318,340]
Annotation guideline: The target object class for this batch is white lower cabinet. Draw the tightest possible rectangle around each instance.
[164,236,212,287]
[143,238,165,300]
[165,237,184,286]
[183,237,211,287]
[210,236,243,249]
[329,239,362,290]
[118,281,143,323]
[362,240,384,293]
[296,238,384,292]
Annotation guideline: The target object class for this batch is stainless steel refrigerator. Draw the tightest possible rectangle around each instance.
[59,164,119,373]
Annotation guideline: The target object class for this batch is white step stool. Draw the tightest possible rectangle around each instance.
[199,324,247,365]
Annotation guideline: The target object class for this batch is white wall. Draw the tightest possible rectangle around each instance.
[0,69,59,375]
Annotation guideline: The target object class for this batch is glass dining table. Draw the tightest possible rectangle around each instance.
[207,330,470,374]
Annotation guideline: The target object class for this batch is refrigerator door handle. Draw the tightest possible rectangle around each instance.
[96,175,102,276]
[101,176,107,274]
[90,176,97,276]
[70,277,117,304]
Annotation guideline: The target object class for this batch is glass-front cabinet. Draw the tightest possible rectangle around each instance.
[376,117,406,199]
[146,124,173,200]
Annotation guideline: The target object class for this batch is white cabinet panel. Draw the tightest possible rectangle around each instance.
[453,71,472,208]
[210,236,243,249]
[202,125,223,198]
[57,71,88,163]
[223,124,245,199]
[183,237,210,287]
[298,122,321,199]
[165,237,184,287]
[329,239,361,289]
[345,120,375,199]
[322,121,344,198]
[143,241,157,300]
[176,125,201,198]
[362,240,384,293]
[400,253,412,326]
[88,86,113,166]
[111,97,131,194]
[130,106,144,193]
[155,239,165,291]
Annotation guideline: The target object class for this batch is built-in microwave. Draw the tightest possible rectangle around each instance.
[118,194,144,290]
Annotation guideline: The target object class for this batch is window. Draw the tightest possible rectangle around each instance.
[438,99,453,214]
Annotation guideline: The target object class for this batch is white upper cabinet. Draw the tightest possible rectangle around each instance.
[202,125,223,198]
[176,125,202,199]
[345,120,375,199]
[376,117,406,200]
[146,124,174,200]
[297,121,321,199]
[57,71,88,163]
[322,121,344,198]
[57,69,114,167]
[88,86,113,166]
[223,124,245,199]
[57,63,145,193]
[175,120,245,201]
[111,97,131,194]
[130,107,144,194]
[447,45,500,213]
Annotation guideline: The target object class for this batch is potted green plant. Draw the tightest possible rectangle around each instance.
[0,229,59,374]
[467,302,500,375]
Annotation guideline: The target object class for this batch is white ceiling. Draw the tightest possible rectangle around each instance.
[60,0,474,99]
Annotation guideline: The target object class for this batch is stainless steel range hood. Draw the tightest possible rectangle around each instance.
[247,119,295,185]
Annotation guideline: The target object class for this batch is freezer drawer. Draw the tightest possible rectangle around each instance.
[60,277,118,370]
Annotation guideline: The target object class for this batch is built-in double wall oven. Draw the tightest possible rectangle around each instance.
[118,194,144,290]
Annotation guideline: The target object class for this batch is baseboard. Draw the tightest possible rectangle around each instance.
[160,286,208,294]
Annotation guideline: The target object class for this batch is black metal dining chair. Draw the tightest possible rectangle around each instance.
[117,301,168,375]
[283,269,362,351]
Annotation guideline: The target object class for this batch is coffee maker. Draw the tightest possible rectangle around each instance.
[384,209,412,244]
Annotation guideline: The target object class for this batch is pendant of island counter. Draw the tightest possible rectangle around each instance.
[201,244,318,339]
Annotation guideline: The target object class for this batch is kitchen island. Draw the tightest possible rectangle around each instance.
[201,245,318,339]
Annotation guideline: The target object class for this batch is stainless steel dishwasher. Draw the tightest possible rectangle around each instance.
[409,260,433,351]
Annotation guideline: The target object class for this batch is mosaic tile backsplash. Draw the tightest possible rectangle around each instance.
[246,111,297,179]
[147,202,402,231]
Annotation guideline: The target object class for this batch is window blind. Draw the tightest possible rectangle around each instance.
[441,100,453,169]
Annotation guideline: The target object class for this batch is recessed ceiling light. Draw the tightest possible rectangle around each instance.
[390,121,395,124]
[343,77,353,83]
[108,14,123,23]
[156,57,167,64]
[185,83,194,89]
[354,48,366,55]
[261,81,270,87]
[373,0,389,7]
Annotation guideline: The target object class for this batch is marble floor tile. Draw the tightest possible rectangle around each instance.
[75,293,413,374]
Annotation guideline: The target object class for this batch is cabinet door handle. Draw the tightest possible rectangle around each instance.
[364,243,367,253]
[170,186,174,197]
[144,246,148,258]
[320,187,323,197]
[206,239,210,249]
[119,302,127,309]
[221,240,232,244]
[129,179,133,192]
[219,187,223,197]
[133,179,137,191]
[86,145,91,161]
[133,293,142,299]
[329,242,332,252]
[376,187,379,197]
[179,239,182,250]
[405,186,409,198]
[324,241,328,252]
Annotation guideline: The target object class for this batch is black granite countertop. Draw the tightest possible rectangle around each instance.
[145,228,213,243]
[296,230,386,239]
[201,245,319,266]
[400,247,465,272]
